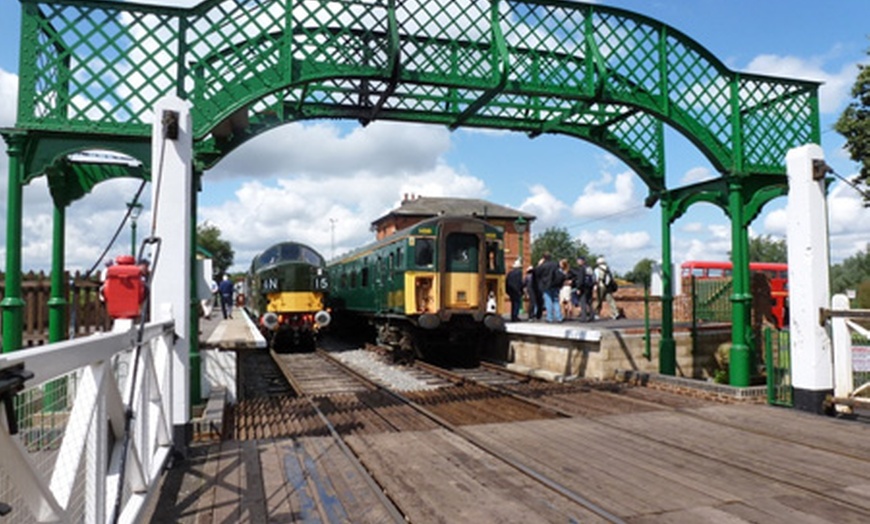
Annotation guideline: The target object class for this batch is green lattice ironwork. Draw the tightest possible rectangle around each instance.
[5,0,822,387]
[13,0,820,196]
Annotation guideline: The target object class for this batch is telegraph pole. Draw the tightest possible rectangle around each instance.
[329,218,337,258]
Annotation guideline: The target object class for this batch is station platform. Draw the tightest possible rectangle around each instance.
[200,307,266,350]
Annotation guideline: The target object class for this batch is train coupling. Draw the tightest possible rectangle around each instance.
[484,313,506,332]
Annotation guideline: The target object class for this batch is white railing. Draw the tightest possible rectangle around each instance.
[830,294,870,413]
[0,318,176,524]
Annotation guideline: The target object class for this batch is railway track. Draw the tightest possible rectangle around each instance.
[234,345,753,523]
[242,348,624,522]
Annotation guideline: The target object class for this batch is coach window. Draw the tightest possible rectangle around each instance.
[415,238,434,267]
[362,267,369,287]
[351,271,357,288]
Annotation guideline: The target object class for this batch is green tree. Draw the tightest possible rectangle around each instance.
[835,54,870,206]
[530,227,595,267]
[198,222,234,279]
[624,258,655,287]
[748,235,787,263]
[830,243,870,296]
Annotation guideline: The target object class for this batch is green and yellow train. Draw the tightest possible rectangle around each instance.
[327,216,506,362]
[245,241,331,351]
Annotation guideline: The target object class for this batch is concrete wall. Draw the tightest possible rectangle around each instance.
[490,326,732,381]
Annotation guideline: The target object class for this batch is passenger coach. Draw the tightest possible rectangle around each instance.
[328,215,506,361]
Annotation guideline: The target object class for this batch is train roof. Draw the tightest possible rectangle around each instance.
[329,215,502,265]
[251,241,326,272]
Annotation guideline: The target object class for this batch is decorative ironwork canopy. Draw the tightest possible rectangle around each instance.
[12,0,819,204]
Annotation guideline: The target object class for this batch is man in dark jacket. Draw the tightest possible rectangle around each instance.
[572,256,595,322]
[534,252,563,323]
[506,260,525,322]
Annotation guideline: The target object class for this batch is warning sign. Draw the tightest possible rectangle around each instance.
[853,345,870,372]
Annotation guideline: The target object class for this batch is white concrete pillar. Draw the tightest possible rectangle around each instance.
[150,96,192,438]
[786,144,832,413]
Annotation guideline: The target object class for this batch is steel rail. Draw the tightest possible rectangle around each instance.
[317,349,626,524]
[304,395,408,523]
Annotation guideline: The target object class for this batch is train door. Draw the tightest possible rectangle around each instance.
[442,230,483,310]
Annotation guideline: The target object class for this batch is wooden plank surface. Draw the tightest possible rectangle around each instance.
[149,400,870,523]
[347,429,612,523]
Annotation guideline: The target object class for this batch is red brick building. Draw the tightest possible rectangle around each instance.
[371,195,536,271]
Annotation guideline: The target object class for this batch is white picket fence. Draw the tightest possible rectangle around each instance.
[0,319,176,524]
[830,294,870,412]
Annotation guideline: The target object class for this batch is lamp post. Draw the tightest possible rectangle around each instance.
[514,216,527,268]
[515,216,527,316]
[128,202,143,256]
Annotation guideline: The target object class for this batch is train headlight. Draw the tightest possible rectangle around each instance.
[262,312,279,330]
[314,310,331,328]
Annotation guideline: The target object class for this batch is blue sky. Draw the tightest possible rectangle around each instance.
[0,0,868,275]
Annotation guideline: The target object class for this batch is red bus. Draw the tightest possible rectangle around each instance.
[681,261,788,328]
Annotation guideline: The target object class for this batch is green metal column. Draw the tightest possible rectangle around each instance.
[45,202,68,411]
[728,178,752,387]
[48,204,67,343]
[189,173,202,407]
[2,133,25,353]
[659,195,676,375]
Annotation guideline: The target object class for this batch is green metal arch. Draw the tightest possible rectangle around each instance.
[15,0,819,195]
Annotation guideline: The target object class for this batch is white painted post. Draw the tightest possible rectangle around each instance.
[786,144,832,413]
[150,96,192,445]
[831,294,854,403]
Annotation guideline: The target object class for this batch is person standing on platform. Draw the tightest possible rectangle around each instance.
[558,258,574,319]
[219,274,234,319]
[506,260,524,322]
[523,265,536,320]
[535,252,564,323]
[572,256,595,322]
[594,257,619,320]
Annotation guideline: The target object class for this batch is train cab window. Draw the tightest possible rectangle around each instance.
[415,238,434,267]
[446,233,478,272]
[259,246,280,268]
[396,247,404,269]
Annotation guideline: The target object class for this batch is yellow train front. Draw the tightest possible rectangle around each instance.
[328,216,506,363]
[245,241,331,352]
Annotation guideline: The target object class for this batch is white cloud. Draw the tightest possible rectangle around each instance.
[209,121,452,181]
[745,53,857,114]
[680,166,715,185]
[519,185,568,232]
[0,69,16,126]
[200,161,488,269]
[570,171,639,219]
[681,222,704,234]
[576,228,652,273]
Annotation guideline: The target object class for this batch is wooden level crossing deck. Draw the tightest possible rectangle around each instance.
[163,310,870,522]
[147,403,870,522]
